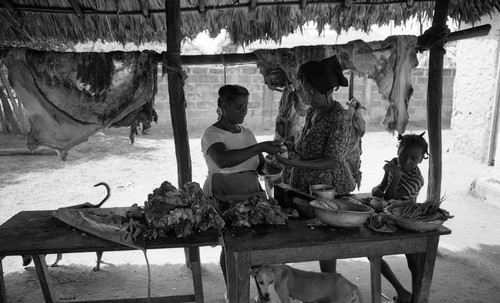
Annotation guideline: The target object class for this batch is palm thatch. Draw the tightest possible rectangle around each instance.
[0,0,498,50]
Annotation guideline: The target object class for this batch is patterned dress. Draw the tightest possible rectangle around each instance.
[290,101,356,195]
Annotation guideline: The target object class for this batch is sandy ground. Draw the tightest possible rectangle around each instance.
[1,128,500,303]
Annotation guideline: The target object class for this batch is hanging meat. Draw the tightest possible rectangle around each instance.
[255,35,418,134]
[4,49,158,160]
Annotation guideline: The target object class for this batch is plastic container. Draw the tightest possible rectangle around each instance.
[309,184,336,199]
[310,199,373,228]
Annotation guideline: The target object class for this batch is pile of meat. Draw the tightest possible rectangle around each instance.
[141,181,294,238]
[143,181,224,238]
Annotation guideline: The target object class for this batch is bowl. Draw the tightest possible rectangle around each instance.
[293,197,316,219]
[309,184,336,199]
[310,199,373,228]
[384,209,445,232]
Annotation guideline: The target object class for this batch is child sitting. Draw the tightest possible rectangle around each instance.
[371,132,428,303]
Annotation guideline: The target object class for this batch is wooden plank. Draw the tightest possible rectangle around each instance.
[33,254,57,303]
[58,295,196,303]
[447,24,491,43]
[0,101,7,134]
[0,148,57,156]
[166,0,194,270]
[226,251,251,303]
[0,256,6,303]
[166,0,192,188]
[249,238,429,265]
[0,88,20,134]
[369,256,382,303]
[188,247,204,303]
[223,220,450,254]
[426,0,451,200]
[0,67,25,133]
[412,236,440,303]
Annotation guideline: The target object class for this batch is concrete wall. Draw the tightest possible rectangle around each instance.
[451,14,500,163]
[154,66,455,136]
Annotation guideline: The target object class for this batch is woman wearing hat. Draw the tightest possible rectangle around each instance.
[277,56,356,273]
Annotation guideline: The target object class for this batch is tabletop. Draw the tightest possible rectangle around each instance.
[0,209,220,256]
[223,218,451,253]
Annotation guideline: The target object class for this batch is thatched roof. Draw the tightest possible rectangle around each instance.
[1,0,499,50]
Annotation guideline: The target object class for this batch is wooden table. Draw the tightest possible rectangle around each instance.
[0,209,220,303]
[222,185,452,303]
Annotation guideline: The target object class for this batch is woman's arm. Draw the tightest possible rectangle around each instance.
[207,141,282,169]
[276,156,338,170]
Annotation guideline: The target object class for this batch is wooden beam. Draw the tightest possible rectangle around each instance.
[138,0,150,18]
[180,53,259,65]
[0,68,25,133]
[12,0,435,16]
[0,148,57,156]
[447,24,491,43]
[0,88,21,134]
[426,0,450,200]
[68,0,83,18]
[166,0,192,188]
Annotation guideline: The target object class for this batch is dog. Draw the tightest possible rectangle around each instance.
[252,264,363,303]
[22,182,110,271]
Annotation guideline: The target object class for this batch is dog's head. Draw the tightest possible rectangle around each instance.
[251,265,276,300]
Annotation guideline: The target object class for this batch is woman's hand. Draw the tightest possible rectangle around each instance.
[259,140,286,155]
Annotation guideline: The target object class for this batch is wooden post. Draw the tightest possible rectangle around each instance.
[165,0,195,269]
[426,0,450,200]
[165,0,192,187]
[0,67,25,133]
[0,88,20,134]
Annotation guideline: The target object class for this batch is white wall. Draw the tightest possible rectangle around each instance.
[451,14,500,163]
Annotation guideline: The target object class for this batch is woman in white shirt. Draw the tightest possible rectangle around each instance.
[201,84,283,302]
[201,84,283,201]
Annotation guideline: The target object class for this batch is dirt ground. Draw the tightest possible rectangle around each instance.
[1,127,500,303]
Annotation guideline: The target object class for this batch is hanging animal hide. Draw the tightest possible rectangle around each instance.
[255,35,418,134]
[4,48,158,160]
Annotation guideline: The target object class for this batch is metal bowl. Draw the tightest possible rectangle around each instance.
[309,184,336,200]
[310,199,373,228]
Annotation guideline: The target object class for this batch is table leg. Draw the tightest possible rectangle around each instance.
[32,254,57,303]
[188,247,204,303]
[226,251,251,303]
[369,255,382,303]
[412,236,440,303]
[0,256,6,303]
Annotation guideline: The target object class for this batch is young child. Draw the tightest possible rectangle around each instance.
[371,132,428,303]
[372,133,428,201]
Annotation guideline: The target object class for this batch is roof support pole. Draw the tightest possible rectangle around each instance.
[165,0,192,187]
[426,0,449,199]
[166,0,195,272]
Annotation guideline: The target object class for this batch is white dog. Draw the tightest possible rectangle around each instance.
[252,264,362,303]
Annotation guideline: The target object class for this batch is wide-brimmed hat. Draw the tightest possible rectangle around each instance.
[298,56,348,94]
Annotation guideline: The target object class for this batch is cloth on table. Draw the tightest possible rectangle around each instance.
[53,208,145,251]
